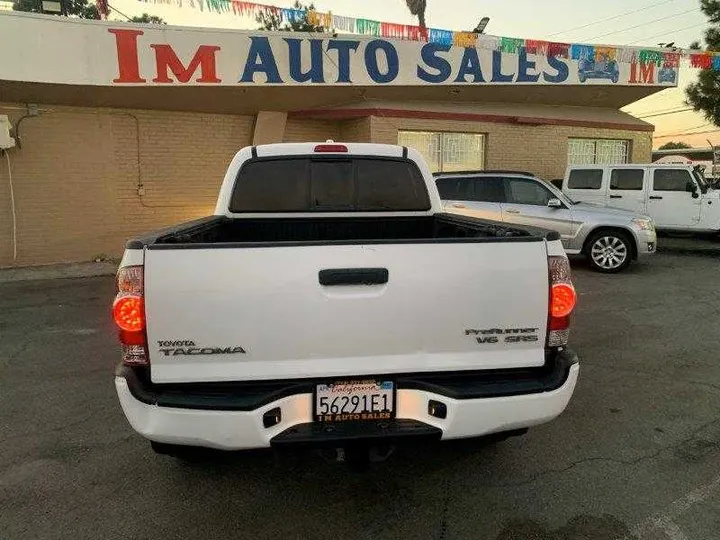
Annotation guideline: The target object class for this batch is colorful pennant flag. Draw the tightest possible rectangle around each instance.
[525,40,549,55]
[137,0,720,74]
[500,37,525,54]
[570,44,595,60]
[428,28,453,45]
[639,50,664,66]
[690,53,713,69]
[547,42,570,58]
[453,32,477,48]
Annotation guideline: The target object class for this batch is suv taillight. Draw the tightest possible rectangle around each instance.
[113,266,148,366]
[547,256,576,348]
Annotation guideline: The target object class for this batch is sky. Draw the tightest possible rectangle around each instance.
[108,0,715,149]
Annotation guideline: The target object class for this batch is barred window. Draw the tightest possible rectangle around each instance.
[398,131,485,173]
[568,139,630,165]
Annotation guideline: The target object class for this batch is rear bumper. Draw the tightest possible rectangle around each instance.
[115,351,579,451]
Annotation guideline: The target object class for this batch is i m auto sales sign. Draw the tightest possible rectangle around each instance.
[0,12,679,88]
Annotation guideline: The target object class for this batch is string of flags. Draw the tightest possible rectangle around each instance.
[133,0,720,71]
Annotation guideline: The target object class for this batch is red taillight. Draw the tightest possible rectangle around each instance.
[314,144,348,153]
[113,295,145,332]
[114,266,148,366]
[547,256,575,348]
[550,283,576,318]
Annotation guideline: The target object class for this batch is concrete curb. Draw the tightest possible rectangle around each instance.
[0,262,117,283]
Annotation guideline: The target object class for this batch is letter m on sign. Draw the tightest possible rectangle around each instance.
[151,44,222,83]
[629,63,655,84]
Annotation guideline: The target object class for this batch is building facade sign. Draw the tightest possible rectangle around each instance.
[0,13,679,88]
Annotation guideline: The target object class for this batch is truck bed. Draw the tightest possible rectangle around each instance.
[128,214,558,249]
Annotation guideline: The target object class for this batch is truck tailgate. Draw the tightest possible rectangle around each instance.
[144,241,550,383]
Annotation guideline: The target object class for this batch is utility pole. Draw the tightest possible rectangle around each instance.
[709,139,720,180]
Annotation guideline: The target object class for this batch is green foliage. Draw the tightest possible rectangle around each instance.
[13,0,99,18]
[255,0,324,32]
[13,0,166,23]
[658,142,692,150]
[686,0,720,125]
[130,13,166,24]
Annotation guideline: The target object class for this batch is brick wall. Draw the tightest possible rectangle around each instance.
[370,116,652,180]
[283,118,340,143]
[339,118,372,142]
[0,103,253,267]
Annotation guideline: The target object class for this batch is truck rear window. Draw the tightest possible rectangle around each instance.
[229,157,431,212]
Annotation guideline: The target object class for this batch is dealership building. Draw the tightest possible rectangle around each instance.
[0,12,673,267]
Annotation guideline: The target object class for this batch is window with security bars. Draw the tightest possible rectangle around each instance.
[398,131,485,173]
[568,138,630,165]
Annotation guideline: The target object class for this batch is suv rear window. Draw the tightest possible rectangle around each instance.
[230,158,431,212]
[435,177,474,200]
[568,170,602,189]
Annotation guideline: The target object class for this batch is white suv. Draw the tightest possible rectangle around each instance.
[563,164,719,233]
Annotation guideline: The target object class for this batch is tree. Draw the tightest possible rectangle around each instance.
[256,0,324,32]
[659,141,692,150]
[405,0,427,29]
[13,0,99,18]
[686,0,720,125]
[130,13,166,24]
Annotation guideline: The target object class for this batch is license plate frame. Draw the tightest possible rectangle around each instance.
[313,379,396,423]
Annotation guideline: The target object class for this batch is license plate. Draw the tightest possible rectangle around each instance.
[314,379,394,422]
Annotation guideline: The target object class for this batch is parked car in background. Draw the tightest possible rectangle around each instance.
[113,144,579,460]
[563,164,720,233]
[435,170,656,273]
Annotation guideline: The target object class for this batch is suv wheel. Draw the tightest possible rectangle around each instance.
[586,231,632,273]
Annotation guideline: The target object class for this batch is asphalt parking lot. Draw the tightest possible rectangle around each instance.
[2,250,720,540]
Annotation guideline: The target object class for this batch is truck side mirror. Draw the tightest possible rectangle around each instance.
[686,181,699,198]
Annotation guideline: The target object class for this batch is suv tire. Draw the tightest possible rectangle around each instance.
[585,230,633,273]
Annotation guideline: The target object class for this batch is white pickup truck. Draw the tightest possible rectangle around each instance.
[113,142,579,460]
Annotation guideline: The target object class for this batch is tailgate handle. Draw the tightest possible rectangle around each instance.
[319,268,389,286]
[609,195,623,199]
[649,196,663,200]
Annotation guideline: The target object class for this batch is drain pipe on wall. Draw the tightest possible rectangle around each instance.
[1,149,17,261]
[0,115,18,261]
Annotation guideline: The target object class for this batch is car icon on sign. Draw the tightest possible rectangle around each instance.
[658,67,677,84]
[578,56,620,83]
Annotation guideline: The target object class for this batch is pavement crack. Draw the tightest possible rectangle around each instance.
[688,380,720,393]
[492,417,720,488]
[435,471,452,540]
[0,338,32,368]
